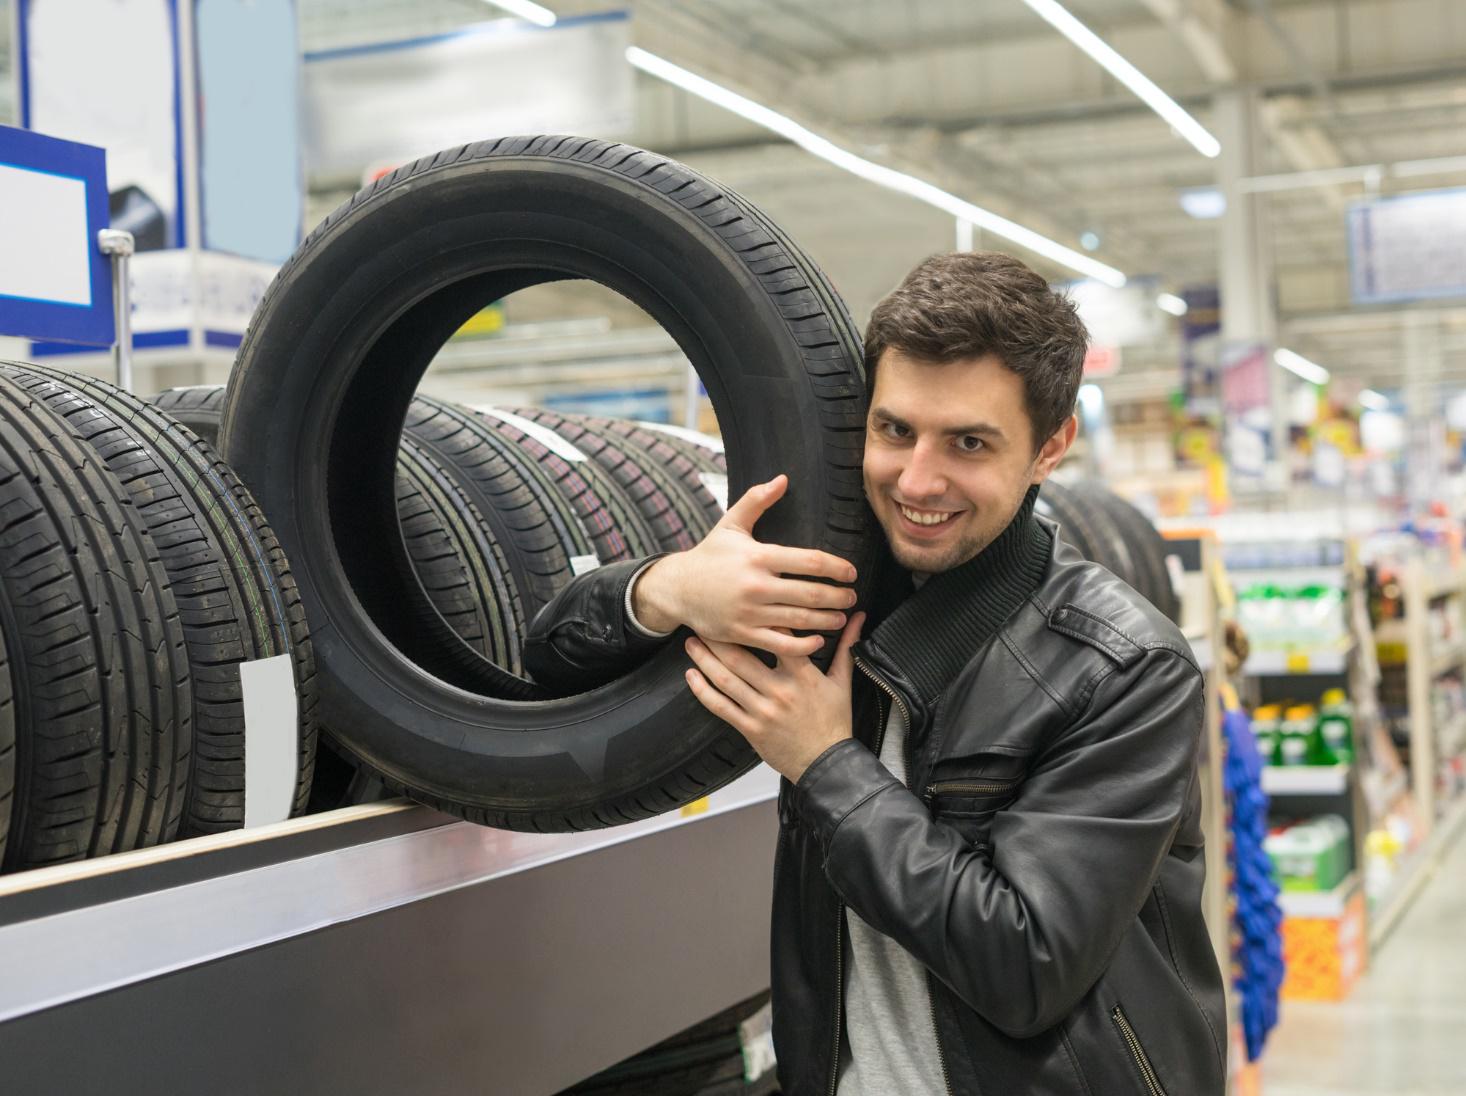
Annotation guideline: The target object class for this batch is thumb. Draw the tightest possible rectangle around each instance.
[828,611,866,684]
[720,474,788,533]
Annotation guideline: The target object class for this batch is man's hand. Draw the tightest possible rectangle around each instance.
[684,611,866,783]
[633,474,858,659]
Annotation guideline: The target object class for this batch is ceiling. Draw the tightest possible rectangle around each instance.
[5,0,1466,394]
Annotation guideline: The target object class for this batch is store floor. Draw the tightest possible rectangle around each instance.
[1259,827,1466,1095]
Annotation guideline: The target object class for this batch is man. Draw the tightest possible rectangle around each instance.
[525,251,1226,1095]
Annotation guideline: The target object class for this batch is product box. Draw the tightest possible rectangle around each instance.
[1280,888,1367,1001]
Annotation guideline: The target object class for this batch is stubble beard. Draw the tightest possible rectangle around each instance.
[876,507,995,576]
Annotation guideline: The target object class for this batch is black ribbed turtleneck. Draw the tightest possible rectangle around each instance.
[863,484,1052,706]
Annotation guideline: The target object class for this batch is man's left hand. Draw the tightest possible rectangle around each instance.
[684,612,866,783]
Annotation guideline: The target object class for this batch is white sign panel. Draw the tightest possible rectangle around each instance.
[1349,188,1466,304]
[23,0,182,247]
[304,13,633,180]
[1065,275,1165,348]
[0,163,90,305]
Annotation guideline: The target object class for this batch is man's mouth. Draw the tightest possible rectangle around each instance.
[897,503,958,527]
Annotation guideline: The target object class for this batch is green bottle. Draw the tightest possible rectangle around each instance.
[1317,688,1354,764]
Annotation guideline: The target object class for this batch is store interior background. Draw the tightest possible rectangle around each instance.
[4,2,1466,1093]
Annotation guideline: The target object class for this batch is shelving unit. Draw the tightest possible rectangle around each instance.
[1262,764,1352,796]
[1401,556,1466,829]
[1167,533,1232,996]
[1363,555,1466,947]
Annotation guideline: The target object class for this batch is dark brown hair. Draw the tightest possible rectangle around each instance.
[863,251,1089,452]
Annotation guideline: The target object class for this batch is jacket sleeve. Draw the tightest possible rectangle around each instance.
[794,647,1204,1038]
[522,555,676,692]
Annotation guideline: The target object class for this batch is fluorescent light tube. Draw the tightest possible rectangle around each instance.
[1156,293,1188,316]
[482,0,556,27]
[1019,0,1220,158]
[1358,389,1390,411]
[625,47,1127,288]
[1274,348,1330,385]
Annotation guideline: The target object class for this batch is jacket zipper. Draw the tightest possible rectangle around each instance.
[847,658,954,1096]
[925,778,1019,796]
[1111,1005,1167,1096]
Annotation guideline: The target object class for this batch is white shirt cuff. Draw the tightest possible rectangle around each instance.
[625,559,675,639]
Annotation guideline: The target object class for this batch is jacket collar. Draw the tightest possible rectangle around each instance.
[857,485,1052,713]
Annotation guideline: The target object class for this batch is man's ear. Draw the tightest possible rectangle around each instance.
[1031,414,1079,485]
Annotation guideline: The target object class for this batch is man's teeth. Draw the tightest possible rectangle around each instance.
[899,505,954,526]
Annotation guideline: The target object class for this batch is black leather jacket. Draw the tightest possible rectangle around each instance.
[524,520,1226,1096]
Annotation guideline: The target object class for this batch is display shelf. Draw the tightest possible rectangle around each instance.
[1245,643,1353,675]
[1438,712,1466,757]
[1368,791,1466,948]
[1402,558,1466,828]
[1424,574,1464,602]
[1279,872,1359,919]
[1228,565,1348,590]
[1430,643,1466,677]
[1262,764,1351,796]
[1185,632,1213,673]
[0,768,782,1093]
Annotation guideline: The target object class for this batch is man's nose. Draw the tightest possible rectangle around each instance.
[897,440,946,500]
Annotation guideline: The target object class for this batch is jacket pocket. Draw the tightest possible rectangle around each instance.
[1110,1004,1169,1096]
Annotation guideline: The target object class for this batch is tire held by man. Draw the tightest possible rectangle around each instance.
[218,136,876,831]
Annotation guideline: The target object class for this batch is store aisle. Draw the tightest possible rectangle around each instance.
[1259,829,1466,1095]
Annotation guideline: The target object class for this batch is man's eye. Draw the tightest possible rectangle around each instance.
[957,435,985,453]
[879,421,909,439]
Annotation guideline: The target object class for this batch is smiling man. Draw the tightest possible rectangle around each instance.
[524,251,1226,1096]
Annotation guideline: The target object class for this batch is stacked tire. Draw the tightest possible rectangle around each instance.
[0,365,318,872]
[1038,479,1181,623]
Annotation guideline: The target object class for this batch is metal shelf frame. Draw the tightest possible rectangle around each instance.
[0,768,782,1095]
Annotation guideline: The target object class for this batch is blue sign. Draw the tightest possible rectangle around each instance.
[0,124,114,346]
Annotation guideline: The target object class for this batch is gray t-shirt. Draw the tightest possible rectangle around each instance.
[835,698,947,1095]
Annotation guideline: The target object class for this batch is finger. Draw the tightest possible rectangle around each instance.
[760,545,857,584]
[757,577,859,612]
[743,628,824,659]
[752,606,849,634]
[703,638,782,688]
[685,669,755,737]
[828,611,866,684]
[719,474,787,534]
[685,637,764,711]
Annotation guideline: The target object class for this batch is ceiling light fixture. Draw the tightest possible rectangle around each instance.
[1156,293,1188,316]
[481,0,556,27]
[1018,0,1221,158]
[624,47,1127,287]
[1179,187,1226,220]
[1274,348,1330,385]
[1358,389,1390,411]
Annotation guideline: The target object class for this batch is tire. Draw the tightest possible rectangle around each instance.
[589,416,727,536]
[0,628,14,865]
[470,405,662,561]
[6,363,318,835]
[151,384,527,670]
[218,135,875,831]
[634,421,727,476]
[1084,486,1182,624]
[396,436,525,672]
[510,406,700,553]
[0,374,192,868]
[149,384,226,445]
[403,395,590,618]
[1049,483,1137,594]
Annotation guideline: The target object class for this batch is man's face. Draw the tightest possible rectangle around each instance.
[862,349,1075,575]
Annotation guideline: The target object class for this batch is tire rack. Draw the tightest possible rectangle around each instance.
[0,766,780,1095]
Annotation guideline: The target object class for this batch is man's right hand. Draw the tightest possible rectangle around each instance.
[632,474,859,658]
